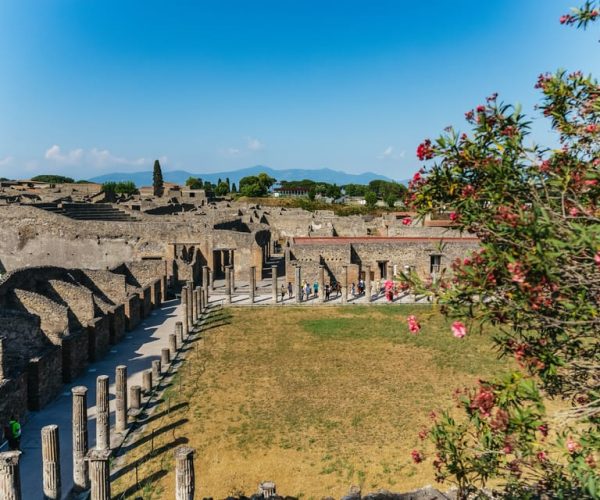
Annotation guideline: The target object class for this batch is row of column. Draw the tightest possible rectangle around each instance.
[0,285,206,500]
[218,263,378,305]
[287,264,374,303]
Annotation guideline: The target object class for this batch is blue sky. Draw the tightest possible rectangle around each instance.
[0,0,598,181]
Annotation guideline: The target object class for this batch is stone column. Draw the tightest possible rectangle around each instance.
[387,263,394,281]
[225,266,232,304]
[271,265,278,303]
[365,265,372,302]
[193,289,199,321]
[115,365,128,433]
[72,386,89,492]
[229,264,235,293]
[181,286,189,337]
[0,451,21,500]
[152,360,161,385]
[41,424,61,500]
[96,375,110,451]
[161,347,171,365]
[210,268,214,290]
[248,266,256,303]
[295,266,301,303]
[341,266,348,304]
[86,449,111,500]
[175,446,195,500]
[162,275,168,302]
[202,266,209,300]
[187,281,194,328]
[196,286,202,318]
[142,370,152,394]
[169,333,177,358]
[319,265,325,303]
[130,385,141,410]
[0,336,5,380]
[176,321,184,345]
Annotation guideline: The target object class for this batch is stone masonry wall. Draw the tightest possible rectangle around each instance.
[11,289,69,344]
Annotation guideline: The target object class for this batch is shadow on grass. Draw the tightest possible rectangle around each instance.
[112,436,189,481]
[139,401,189,427]
[112,468,168,498]
[121,418,188,454]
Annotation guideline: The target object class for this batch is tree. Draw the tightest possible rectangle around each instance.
[239,172,276,197]
[364,191,377,208]
[308,186,317,201]
[343,183,368,196]
[102,181,138,196]
[31,174,75,184]
[257,172,276,191]
[384,193,398,208]
[152,159,164,197]
[405,6,600,497]
[215,181,230,196]
[185,177,203,189]
[231,182,237,193]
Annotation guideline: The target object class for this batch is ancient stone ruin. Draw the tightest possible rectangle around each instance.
[0,190,480,498]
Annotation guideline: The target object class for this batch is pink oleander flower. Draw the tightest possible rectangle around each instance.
[595,251,600,267]
[507,262,526,284]
[566,437,580,454]
[411,449,424,463]
[449,212,459,222]
[407,315,421,334]
[402,217,412,226]
[451,321,467,338]
[416,140,434,161]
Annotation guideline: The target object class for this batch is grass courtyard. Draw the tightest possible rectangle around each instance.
[112,305,512,499]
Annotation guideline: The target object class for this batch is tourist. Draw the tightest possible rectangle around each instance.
[7,416,21,451]
[313,281,318,297]
[305,282,311,299]
[351,282,356,297]
[280,284,286,302]
[325,283,331,300]
[287,281,293,298]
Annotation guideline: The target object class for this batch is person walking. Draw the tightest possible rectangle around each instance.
[280,284,286,302]
[287,281,293,298]
[313,281,319,297]
[7,416,21,451]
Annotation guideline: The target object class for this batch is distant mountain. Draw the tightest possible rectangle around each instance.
[88,166,398,187]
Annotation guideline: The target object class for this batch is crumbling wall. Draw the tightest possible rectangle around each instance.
[11,289,70,344]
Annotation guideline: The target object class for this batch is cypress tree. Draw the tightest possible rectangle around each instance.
[153,159,164,197]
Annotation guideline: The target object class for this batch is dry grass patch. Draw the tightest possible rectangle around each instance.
[112,305,511,499]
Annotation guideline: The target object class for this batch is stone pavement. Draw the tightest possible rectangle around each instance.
[18,298,183,500]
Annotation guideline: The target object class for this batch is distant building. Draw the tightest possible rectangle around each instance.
[272,186,309,198]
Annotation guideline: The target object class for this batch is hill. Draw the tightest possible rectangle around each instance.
[88,165,397,186]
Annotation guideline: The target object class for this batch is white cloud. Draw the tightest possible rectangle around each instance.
[45,145,84,165]
[43,144,167,171]
[377,146,405,161]
[0,156,13,166]
[247,137,264,151]
[88,148,146,168]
